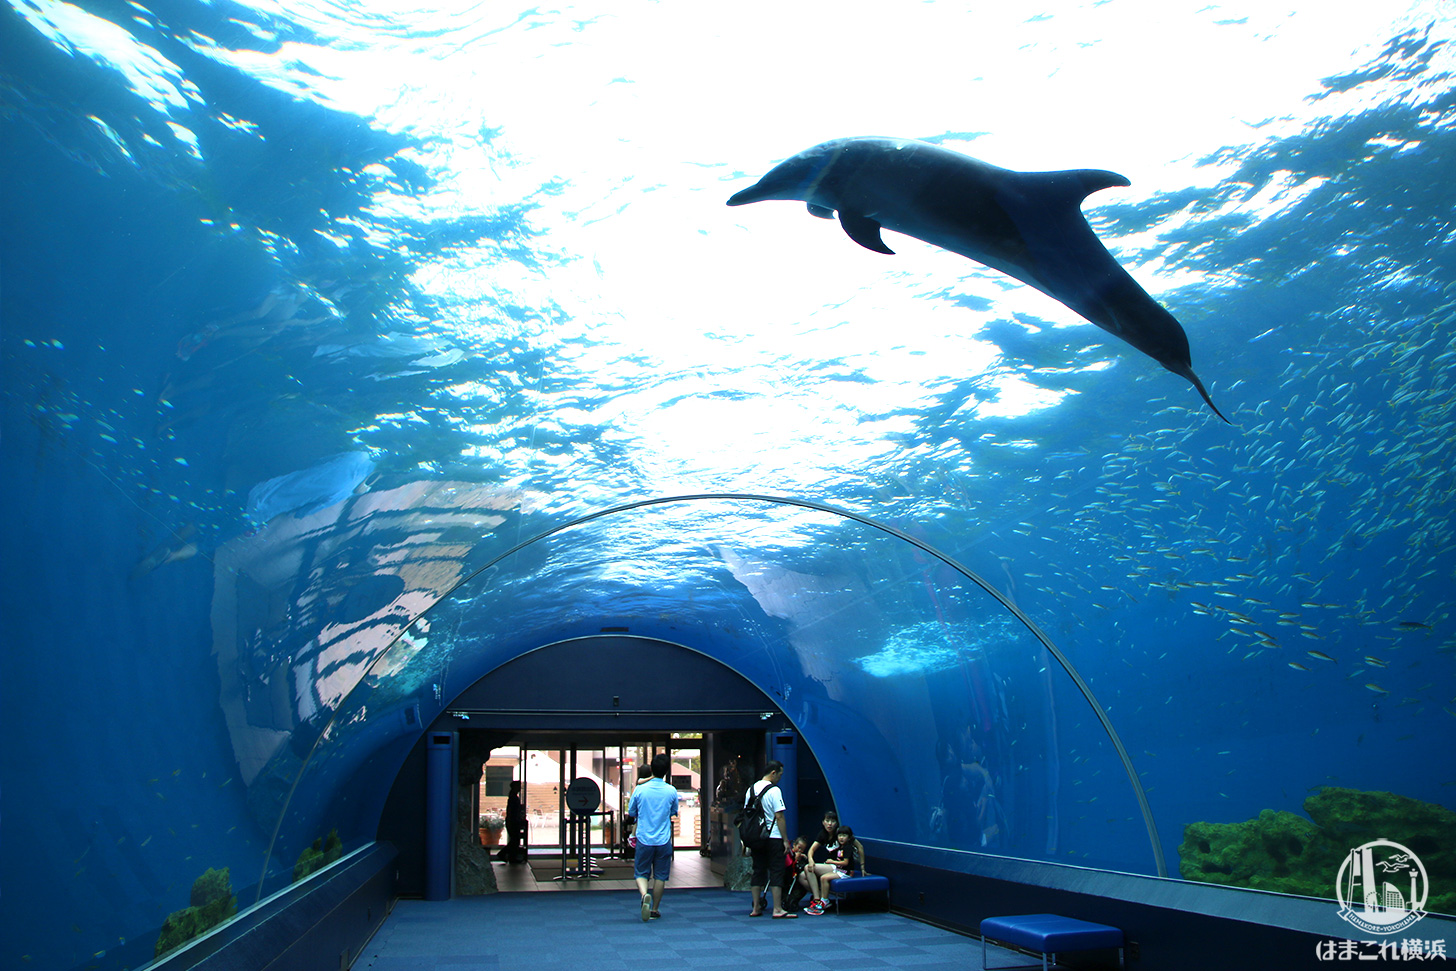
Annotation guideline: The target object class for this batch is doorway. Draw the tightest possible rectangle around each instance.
[475,733,706,861]
[382,634,815,898]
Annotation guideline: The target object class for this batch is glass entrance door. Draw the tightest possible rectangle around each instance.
[666,736,702,849]
[615,737,703,850]
[508,736,707,857]
[520,744,624,858]
[520,747,561,854]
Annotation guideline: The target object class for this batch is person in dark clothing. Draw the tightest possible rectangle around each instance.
[501,781,527,863]
[807,811,839,863]
[804,826,869,915]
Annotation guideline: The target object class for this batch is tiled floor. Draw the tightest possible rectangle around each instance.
[495,849,723,893]
[353,886,1017,971]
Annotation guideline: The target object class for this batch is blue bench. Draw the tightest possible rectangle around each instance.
[826,874,890,913]
[980,913,1124,971]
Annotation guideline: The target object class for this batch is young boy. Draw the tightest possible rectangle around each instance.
[784,836,811,911]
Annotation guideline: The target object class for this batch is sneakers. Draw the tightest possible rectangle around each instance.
[641,893,652,922]
[805,900,825,915]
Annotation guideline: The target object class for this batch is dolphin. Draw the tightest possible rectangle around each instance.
[726,137,1228,421]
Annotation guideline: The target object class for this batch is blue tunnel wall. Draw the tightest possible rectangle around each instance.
[5,456,1448,970]
[0,469,1158,970]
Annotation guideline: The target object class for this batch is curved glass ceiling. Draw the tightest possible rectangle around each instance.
[282,496,1160,885]
[2,1,1454,968]
[286,497,1158,879]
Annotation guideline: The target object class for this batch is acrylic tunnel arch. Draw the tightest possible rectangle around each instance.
[262,492,1168,900]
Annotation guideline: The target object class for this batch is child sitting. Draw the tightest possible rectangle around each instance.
[804,826,868,915]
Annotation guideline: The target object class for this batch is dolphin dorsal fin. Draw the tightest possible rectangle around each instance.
[1072,169,1132,196]
[838,210,895,254]
[1025,168,1133,208]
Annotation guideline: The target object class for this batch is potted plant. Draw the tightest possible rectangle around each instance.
[478,809,505,846]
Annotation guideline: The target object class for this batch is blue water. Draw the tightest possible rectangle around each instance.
[3,2,1455,968]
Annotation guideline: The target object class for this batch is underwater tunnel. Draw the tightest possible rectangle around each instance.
[3,1,1456,969]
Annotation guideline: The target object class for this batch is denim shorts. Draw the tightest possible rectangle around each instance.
[633,840,673,881]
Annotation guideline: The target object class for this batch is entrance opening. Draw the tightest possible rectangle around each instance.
[460,727,780,896]
[379,634,836,897]
[474,733,706,860]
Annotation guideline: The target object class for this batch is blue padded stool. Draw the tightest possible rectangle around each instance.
[980,914,1124,971]
[825,874,890,913]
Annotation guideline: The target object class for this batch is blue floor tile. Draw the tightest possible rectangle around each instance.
[353,889,1010,971]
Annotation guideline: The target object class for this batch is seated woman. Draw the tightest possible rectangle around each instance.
[800,811,839,911]
[806,811,839,864]
[804,826,867,915]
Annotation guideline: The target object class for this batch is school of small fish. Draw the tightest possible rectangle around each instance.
[945,289,1456,730]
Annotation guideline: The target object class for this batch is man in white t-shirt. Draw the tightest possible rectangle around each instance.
[745,760,796,918]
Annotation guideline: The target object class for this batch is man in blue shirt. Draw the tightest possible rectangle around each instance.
[626,752,679,921]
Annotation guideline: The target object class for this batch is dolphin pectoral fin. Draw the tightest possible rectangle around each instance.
[838,211,895,254]
[807,203,835,219]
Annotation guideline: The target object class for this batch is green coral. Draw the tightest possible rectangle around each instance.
[1180,809,1332,896]
[155,867,238,958]
[1179,788,1456,915]
[293,829,344,882]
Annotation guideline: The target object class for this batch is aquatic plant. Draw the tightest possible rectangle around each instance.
[292,829,344,882]
[154,867,237,958]
[1179,787,1455,915]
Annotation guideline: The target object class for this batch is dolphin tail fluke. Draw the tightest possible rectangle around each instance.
[1174,364,1231,423]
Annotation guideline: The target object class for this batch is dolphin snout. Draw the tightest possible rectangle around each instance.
[726,184,767,206]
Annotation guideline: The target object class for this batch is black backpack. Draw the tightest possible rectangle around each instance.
[736,783,777,846]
